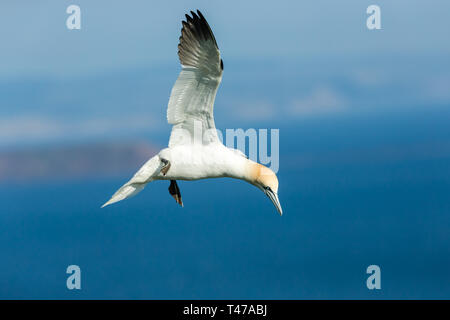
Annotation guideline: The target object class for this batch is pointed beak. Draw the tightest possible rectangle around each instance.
[265,189,283,216]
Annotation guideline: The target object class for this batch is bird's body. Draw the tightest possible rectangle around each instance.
[157,144,250,181]
[102,10,283,215]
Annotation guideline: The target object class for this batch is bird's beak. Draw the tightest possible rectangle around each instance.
[265,189,283,216]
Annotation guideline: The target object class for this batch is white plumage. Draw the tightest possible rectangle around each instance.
[102,10,282,215]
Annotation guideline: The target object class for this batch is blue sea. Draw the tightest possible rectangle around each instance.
[1,107,449,299]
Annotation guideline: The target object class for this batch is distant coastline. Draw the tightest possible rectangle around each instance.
[0,141,157,182]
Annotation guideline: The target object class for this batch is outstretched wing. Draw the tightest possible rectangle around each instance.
[167,10,223,147]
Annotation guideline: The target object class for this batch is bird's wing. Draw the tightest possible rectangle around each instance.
[167,10,223,147]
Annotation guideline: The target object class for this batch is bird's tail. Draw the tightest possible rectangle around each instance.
[101,182,146,208]
[101,154,162,208]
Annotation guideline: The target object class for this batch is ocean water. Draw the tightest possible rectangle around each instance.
[1,109,449,299]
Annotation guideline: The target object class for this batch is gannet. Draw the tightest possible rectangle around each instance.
[102,10,282,215]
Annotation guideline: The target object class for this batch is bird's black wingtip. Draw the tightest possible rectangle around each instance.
[178,9,220,68]
[184,9,205,22]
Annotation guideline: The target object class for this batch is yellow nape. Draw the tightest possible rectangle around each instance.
[250,162,279,193]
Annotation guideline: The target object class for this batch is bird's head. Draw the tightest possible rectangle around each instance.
[250,163,283,215]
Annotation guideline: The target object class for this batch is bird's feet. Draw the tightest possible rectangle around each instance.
[168,180,183,207]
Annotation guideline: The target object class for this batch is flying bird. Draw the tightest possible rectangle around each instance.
[102,10,282,215]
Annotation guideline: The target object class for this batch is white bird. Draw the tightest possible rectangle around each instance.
[102,10,282,215]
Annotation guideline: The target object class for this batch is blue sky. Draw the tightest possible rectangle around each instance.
[1,1,450,148]
[1,0,450,77]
